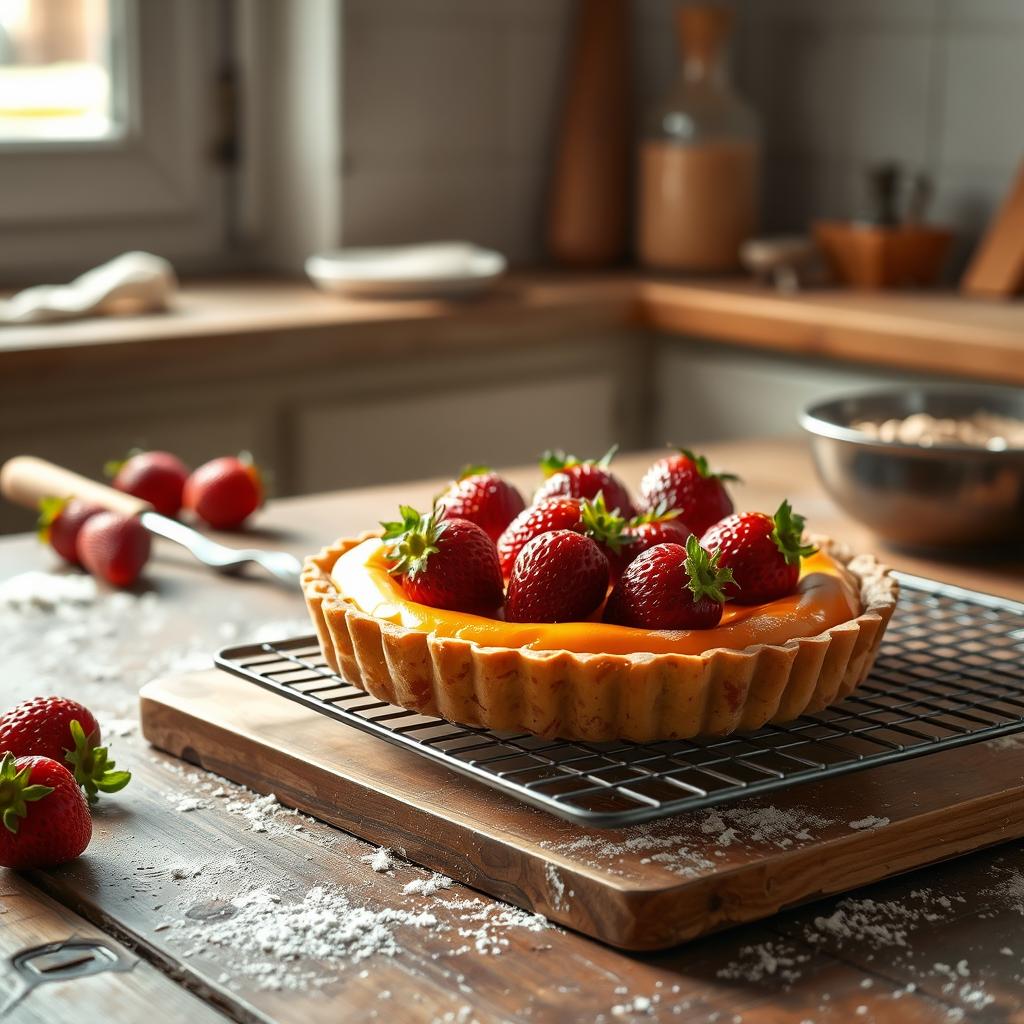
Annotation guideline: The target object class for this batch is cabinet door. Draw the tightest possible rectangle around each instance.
[296,371,618,493]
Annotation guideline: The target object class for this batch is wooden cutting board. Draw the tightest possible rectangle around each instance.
[140,670,1024,952]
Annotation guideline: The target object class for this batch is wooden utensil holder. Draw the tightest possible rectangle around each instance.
[813,220,953,289]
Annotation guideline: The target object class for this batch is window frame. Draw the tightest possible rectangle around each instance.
[0,0,229,281]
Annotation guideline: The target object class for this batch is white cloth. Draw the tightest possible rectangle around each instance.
[0,251,177,325]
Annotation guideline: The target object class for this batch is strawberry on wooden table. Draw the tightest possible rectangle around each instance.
[184,453,263,530]
[534,446,636,516]
[604,536,734,630]
[76,511,151,588]
[701,500,817,604]
[436,466,526,542]
[0,696,131,803]
[382,505,504,616]
[0,753,92,869]
[638,447,737,536]
[505,530,609,624]
[106,449,189,518]
[37,496,103,565]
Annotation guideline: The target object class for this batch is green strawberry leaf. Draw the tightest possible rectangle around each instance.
[630,500,682,526]
[674,446,741,484]
[0,752,54,835]
[380,505,444,578]
[36,495,70,542]
[580,493,632,554]
[770,500,818,566]
[683,535,735,604]
[63,718,132,804]
[457,464,492,481]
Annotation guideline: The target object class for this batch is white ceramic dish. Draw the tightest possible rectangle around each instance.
[305,242,507,299]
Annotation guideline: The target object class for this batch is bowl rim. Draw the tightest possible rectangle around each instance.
[800,386,1024,455]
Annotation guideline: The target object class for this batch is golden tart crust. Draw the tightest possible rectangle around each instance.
[302,534,897,742]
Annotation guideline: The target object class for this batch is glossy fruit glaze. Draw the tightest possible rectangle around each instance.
[330,538,861,656]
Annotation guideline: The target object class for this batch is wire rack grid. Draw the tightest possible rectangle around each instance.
[216,572,1024,828]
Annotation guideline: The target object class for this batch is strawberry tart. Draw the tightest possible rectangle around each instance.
[302,448,897,742]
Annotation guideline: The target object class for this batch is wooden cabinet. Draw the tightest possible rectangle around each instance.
[0,329,631,533]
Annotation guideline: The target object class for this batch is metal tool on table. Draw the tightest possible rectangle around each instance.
[0,456,301,586]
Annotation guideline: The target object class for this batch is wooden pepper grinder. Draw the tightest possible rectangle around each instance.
[546,0,631,267]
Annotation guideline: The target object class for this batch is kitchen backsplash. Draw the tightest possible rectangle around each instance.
[343,0,1023,273]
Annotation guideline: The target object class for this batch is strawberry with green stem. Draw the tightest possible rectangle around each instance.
[701,500,817,604]
[605,535,735,630]
[382,504,504,616]
[0,753,92,869]
[37,496,103,565]
[0,696,131,804]
[534,445,636,516]
[638,447,738,536]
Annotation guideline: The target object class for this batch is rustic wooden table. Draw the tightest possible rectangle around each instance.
[2,439,1023,1024]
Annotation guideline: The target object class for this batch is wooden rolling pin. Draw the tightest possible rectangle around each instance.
[0,456,150,515]
[547,0,631,267]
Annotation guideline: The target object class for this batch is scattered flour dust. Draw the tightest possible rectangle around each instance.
[180,885,441,990]
[717,940,810,984]
[363,847,396,873]
[985,869,1024,915]
[849,815,890,831]
[0,570,98,608]
[402,873,453,897]
[543,803,832,877]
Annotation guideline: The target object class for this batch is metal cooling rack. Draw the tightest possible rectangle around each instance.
[216,573,1024,828]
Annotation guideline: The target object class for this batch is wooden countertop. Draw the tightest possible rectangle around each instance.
[2,272,1022,384]
[2,438,1023,1023]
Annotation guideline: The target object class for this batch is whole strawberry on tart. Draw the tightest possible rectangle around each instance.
[303,447,897,742]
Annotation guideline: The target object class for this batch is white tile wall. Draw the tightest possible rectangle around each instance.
[341,0,1024,272]
[341,0,572,263]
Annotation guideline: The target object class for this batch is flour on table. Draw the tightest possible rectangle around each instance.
[717,941,809,984]
[363,847,396,873]
[985,869,1024,915]
[849,815,890,830]
[543,803,832,878]
[402,872,453,897]
[0,571,98,608]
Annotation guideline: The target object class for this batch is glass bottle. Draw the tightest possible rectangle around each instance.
[637,4,760,272]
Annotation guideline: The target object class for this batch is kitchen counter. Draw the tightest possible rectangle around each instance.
[1,272,1022,386]
[2,438,1024,1024]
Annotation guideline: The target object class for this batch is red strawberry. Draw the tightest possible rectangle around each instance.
[0,753,92,869]
[506,530,609,623]
[639,448,737,536]
[106,450,188,518]
[37,497,103,565]
[76,511,151,588]
[534,446,636,516]
[0,697,131,803]
[604,536,733,630]
[436,466,526,542]
[497,497,585,578]
[382,506,504,615]
[184,454,263,530]
[701,500,817,604]
[626,505,693,556]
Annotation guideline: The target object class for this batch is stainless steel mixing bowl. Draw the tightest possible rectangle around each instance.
[800,386,1024,549]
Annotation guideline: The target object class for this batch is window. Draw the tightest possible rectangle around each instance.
[0,0,123,142]
[0,0,228,282]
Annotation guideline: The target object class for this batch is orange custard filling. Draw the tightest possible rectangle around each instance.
[331,538,862,656]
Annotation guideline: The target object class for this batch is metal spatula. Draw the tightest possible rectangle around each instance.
[0,456,301,587]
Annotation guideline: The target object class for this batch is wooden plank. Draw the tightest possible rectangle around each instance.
[0,873,227,1024]
[962,160,1024,297]
[639,279,1024,385]
[2,271,1023,386]
[141,668,1024,952]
